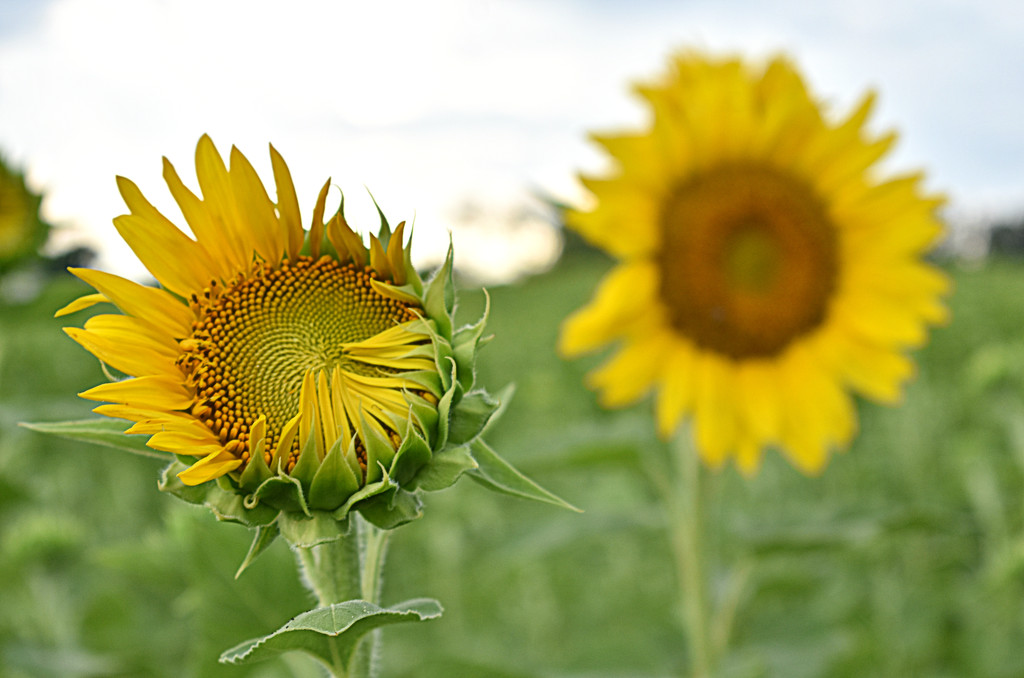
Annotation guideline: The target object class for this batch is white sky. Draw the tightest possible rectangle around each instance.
[1,0,1021,281]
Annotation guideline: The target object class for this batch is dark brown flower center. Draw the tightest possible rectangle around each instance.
[657,165,838,358]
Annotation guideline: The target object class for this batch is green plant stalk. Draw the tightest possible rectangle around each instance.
[666,433,713,678]
[294,515,392,678]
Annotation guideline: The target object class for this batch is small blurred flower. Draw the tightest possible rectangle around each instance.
[59,136,504,531]
[560,53,949,474]
[0,155,48,272]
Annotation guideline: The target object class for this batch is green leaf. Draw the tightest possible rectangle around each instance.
[219,598,443,668]
[409,444,478,492]
[20,418,170,460]
[468,439,581,512]
[235,523,280,578]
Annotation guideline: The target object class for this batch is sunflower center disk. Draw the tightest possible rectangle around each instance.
[185,256,416,461]
[658,165,838,359]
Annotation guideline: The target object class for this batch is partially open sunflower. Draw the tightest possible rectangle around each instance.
[59,135,515,531]
[560,53,949,474]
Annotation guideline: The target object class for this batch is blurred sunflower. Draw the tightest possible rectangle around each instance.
[0,155,48,272]
[59,136,499,523]
[560,53,949,475]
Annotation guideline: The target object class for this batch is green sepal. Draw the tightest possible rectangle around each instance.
[421,319,456,393]
[451,290,491,392]
[218,598,443,668]
[278,510,352,548]
[468,439,581,512]
[251,474,310,516]
[448,390,500,446]
[408,444,478,492]
[362,420,396,483]
[407,396,441,445]
[158,461,280,527]
[290,432,321,495]
[330,472,397,524]
[423,245,454,338]
[398,368,444,397]
[371,192,392,245]
[479,383,515,437]
[343,443,364,485]
[308,439,361,511]
[21,418,171,461]
[235,523,280,578]
[239,442,273,493]
[357,487,423,530]
[434,358,463,449]
[389,422,433,486]
[401,230,423,296]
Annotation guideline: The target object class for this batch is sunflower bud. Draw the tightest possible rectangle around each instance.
[58,136,521,542]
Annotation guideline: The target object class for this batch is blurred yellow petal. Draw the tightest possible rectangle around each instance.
[559,261,658,356]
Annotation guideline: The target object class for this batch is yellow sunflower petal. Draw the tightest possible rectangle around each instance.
[654,339,699,438]
[177,450,244,485]
[571,177,660,258]
[690,352,737,467]
[309,178,331,259]
[68,267,193,338]
[112,213,215,298]
[163,155,246,278]
[734,360,783,444]
[559,261,659,356]
[229,145,287,264]
[149,428,223,455]
[55,293,108,318]
[79,375,192,410]
[269,143,305,260]
[64,328,175,378]
[83,314,180,357]
[588,329,676,408]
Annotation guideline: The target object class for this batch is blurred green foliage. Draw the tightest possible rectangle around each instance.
[5,256,1024,677]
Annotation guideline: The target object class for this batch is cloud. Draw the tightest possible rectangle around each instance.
[1,0,1022,281]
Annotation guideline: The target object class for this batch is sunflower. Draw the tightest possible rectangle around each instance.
[560,53,949,475]
[0,155,47,271]
[59,136,500,528]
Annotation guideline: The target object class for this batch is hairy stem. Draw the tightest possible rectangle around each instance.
[293,515,392,678]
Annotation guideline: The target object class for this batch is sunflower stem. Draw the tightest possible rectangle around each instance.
[293,515,392,678]
[665,432,714,678]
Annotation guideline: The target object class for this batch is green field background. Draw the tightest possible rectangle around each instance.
[3,253,1024,677]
